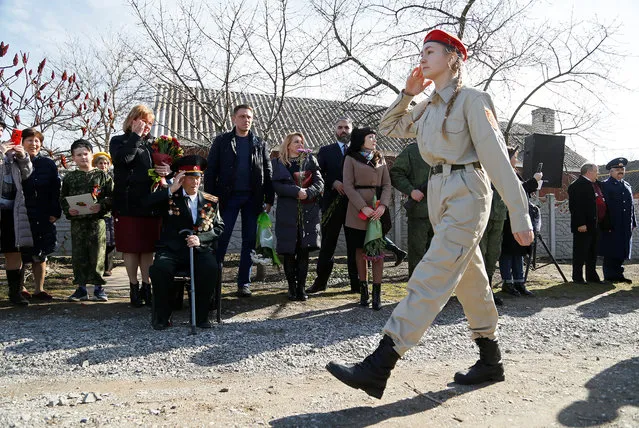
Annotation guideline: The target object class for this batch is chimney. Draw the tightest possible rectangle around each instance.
[531,107,555,134]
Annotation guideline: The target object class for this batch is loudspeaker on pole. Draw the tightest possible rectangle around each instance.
[522,133,566,188]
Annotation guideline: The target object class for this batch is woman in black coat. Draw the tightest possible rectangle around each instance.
[499,146,542,297]
[20,128,61,301]
[271,132,323,301]
[109,105,170,307]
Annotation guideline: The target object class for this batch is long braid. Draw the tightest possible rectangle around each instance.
[441,51,464,140]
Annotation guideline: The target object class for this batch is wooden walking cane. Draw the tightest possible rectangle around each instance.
[180,229,197,335]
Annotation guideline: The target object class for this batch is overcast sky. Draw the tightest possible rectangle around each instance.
[2,0,638,164]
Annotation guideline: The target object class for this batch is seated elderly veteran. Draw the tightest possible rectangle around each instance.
[147,155,224,330]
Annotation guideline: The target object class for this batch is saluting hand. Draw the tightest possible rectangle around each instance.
[404,66,433,96]
[169,171,185,193]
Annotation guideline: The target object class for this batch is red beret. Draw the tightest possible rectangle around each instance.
[423,29,467,61]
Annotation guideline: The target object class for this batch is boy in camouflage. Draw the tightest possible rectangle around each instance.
[60,140,114,301]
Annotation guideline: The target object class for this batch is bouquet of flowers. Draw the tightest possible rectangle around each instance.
[251,212,281,266]
[362,196,385,261]
[148,135,184,190]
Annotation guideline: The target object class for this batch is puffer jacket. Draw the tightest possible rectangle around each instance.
[0,147,34,248]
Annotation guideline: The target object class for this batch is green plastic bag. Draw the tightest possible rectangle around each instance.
[251,212,281,266]
[363,196,385,261]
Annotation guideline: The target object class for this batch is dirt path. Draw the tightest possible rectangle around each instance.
[3,351,637,427]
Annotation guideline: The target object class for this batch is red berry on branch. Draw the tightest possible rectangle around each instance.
[61,71,68,81]
[13,53,18,66]
[14,67,23,77]
[37,58,46,74]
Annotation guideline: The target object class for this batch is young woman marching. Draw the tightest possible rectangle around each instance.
[326,29,534,399]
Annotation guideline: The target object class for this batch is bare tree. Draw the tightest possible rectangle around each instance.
[57,33,152,151]
[308,0,621,144]
[127,0,256,147]
[241,0,330,142]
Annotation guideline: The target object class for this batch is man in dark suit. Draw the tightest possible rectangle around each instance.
[567,163,607,284]
[203,104,274,297]
[148,155,225,330]
[306,118,360,293]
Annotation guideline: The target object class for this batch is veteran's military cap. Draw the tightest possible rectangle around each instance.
[605,157,628,170]
[171,155,207,176]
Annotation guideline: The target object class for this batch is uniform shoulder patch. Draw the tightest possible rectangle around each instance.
[202,192,219,203]
[484,107,500,131]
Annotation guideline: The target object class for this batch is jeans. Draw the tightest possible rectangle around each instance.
[216,194,257,286]
[499,254,524,283]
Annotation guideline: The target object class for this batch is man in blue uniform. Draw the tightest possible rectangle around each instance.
[598,157,636,283]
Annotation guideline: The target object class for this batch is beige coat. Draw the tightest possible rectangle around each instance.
[342,154,391,230]
[378,83,531,234]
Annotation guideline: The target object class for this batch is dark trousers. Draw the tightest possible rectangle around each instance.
[216,194,257,286]
[603,257,625,280]
[313,197,358,289]
[149,249,218,325]
[499,254,524,283]
[572,231,600,281]
[104,245,116,273]
[282,247,311,289]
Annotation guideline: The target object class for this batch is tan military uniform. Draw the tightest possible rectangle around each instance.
[378,81,532,356]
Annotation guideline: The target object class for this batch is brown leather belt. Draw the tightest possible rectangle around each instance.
[431,162,482,175]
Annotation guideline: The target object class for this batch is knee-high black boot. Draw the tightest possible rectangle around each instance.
[371,283,382,310]
[7,269,28,306]
[454,338,505,385]
[326,334,400,399]
[359,280,369,306]
[282,255,297,301]
[295,250,309,301]
[384,237,407,267]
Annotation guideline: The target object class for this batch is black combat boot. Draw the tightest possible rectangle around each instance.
[7,269,28,306]
[141,282,153,306]
[454,338,505,385]
[326,334,400,399]
[384,237,407,267]
[359,280,369,306]
[514,281,534,296]
[501,280,520,297]
[129,282,144,308]
[371,283,382,310]
[282,255,297,301]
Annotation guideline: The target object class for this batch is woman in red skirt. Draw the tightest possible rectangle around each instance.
[109,105,169,307]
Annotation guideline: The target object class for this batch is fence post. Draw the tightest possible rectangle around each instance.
[548,193,556,256]
[393,188,402,243]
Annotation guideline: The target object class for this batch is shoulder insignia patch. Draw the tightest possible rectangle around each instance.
[485,107,500,131]
[202,192,219,203]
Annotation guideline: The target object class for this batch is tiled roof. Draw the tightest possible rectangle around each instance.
[151,85,590,170]
[151,85,411,154]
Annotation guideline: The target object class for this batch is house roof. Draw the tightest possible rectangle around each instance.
[152,85,589,171]
[152,85,411,153]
